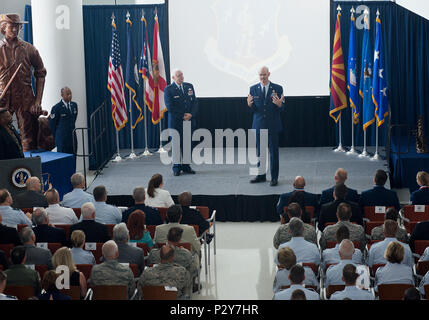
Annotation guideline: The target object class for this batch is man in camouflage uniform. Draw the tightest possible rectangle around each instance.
[139,245,191,300]
[148,227,199,291]
[88,240,136,299]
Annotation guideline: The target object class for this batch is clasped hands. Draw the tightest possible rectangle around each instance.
[183,113,192,121]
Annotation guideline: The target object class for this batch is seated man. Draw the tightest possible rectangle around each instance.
[138,245,191,300]
[275,218,320,266]
[0,189,32,227]
[371,208,408,242]
[32,208,67,245]
[121,187,162,225]
[360,169,400,211]
[367,220,413,268]
[61,173,95,208]
[409,215,429,253]
[0,211,22,245]
[273,203,317,249]
[273,264,320,300]
[410,171,429,205]
[418,270,429,297]
[0,271,17,300]
[273,247,318,293]
[69,202,110,243]
[318,183,362,232]
[88,240,136,299]
[148,227,199,292]
[330,264,374,300]
[154,205,201,258]
[319,202,366,251]
[322,225,363,268]
[276,176,318,215]
[12,176,49,209]
[325,240,363,287]
[20,227,53,269]
[112,223,145,276]
[178,191,209,237]
[91,186,122,224]
[45,188,78,225]
[4,246,41,296]
[319,168,360,206]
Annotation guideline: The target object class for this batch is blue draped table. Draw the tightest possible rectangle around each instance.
[24,151,75,199]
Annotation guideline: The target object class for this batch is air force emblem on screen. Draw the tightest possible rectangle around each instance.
[204,0,292,83]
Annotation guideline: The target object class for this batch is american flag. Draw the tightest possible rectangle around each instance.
[107,17,128,131]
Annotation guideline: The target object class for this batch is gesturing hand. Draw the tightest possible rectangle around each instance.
[247,94,254,107]
[272,94,284,107]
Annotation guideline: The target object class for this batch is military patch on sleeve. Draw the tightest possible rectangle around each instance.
[50,113,55,119]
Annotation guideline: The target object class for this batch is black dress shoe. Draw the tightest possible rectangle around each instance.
[173,171,181,176]
[250,176,267,183]
[270,180,278,186]
[183,168,196,174]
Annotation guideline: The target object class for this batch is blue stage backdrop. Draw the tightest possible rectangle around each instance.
[331,1,429,148]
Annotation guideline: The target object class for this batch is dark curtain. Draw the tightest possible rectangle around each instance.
[82,4,169,169]
[331,1,429,147]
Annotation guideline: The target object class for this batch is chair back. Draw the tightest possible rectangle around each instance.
[21,208,34,214]
[129,264,139,277]
[414,240,429,256]
[141,285,177,300]
[370,264,386,277]
[72,208,81,219]
[405,221,419,234]
[156,207,168,223]
[76,264,93,280]
[0,243,14,260]
[105,224,115,238]
[366,240,381,251]
[416,261,429,276]
[60,285,81,300]
[425,285,429,298]
[377,283,414,300]
[403,205,429,222]
[54,224,71,238]
[326,285,345,299]
[136,242,150,256]
[365,221,383,235]
[146,225,156,239]
[190,224,199,236]
[196,206,209,220]
[17,224,27,233]
[84,243,103,263]
[302,263,318,274]
[4,285,35,300]
[91,285,128,300]
[364,206,394,222]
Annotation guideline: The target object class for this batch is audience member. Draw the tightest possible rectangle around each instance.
[418,270,429,297]
[374,242,415,292]
[127,210,154,248]
[20,227,53,269]
[276,176,318,216]
[0,189,32,227]
[91,186,122,224]
[4,246,41,296]
[52,247,87,298]
[370,208,408,242]
[360,170,400,211]
[330,264,374,300]
[408,214,429,253]
[273,247,318,293]
[319,202,366,250]
[69,202,110,243]
[322,225,363,268]
[319,168,360,206]
[273,264,320,300]
[121,187,162,225]
[113,223,145,276]
[154,205,201,258]
[0,270,17,300]
[32,208,67,245]
[145,174,175,208]
[403,287,421,300]
[276,218,320,266]
[273,203,317,249]
[0,211,22,245]
[178,191,210,237]
[88,240,136,299]
[37,270,71,300]
[286,191,313,224]
[45,188,78,225]
[318,183,362,231]
[138,244,191,300]
[410,171,429,205]
[13,176,49,209]
[70,230,96,265]
[61,173,95,208]
[367,220,413,268]
[290,289,306,300]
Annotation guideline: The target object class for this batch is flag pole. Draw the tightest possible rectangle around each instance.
[113,129,122,162]
[359,130,369,158]
[142,89,152,156]
[127,89,137,159]
[347,7,358,156]
[156,119,167,153]
[371,9,382,162]
[334,116,346,152]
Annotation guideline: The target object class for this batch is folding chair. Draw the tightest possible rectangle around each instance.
[105,224,115,238]
[196,207,216,274]
[17,224,27,233]
[136,242,150,256]
[72,208,81,220]
[90,285,128,300]
[129,264,139,277]
[366,240,381,251]
[84,243,103,263]
[414,240,429,256]
[156,207,168,223]
[4,285,35,300]
[365,221,384,236]
[146,225,156,239]
[406,221,419,234]
[141,285,177,300]
[302,263,318,275]
[370,264,385,277]
[324,285,345,300]
[54,224,71,238]
[416,261,429,276]
[60,286,81,300]
[0,244,14,261]
[36,242,62,255]
[363,206,394,222]
[76,264,93,280]
[35,265,49,279]
[402,205,429,222]
[377,283,414,300]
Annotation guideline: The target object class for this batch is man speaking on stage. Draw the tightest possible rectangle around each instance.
[247,66,285,186]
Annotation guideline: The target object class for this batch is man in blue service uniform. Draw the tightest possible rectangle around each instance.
[247,66,285,186]
[49,87,77,154]
[164,69,198,176]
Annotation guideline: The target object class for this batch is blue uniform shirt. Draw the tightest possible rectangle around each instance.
[0,205,32,227]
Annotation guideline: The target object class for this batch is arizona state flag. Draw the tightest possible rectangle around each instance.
[329,11,348,123]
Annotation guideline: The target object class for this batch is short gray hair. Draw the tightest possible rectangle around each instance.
[71,173,85,188]
[81,202,95,219]
[20,227,34,244]
[339,239,355,259]
[113,223,129,244]
[289,217,304,237]
[133,187,145,202]
[102,240,118,260]
[33,208,48,226]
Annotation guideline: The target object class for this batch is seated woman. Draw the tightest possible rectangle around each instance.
[52,247,87,299]
[127,210,154,248]
[145,174,175,208]
[38,270,71,300]
[69,230,96,265]
[374,241,415,292]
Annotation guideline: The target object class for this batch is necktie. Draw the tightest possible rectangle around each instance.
[262,86,266,99]
[68,103,71,112]
[180,85,184,94]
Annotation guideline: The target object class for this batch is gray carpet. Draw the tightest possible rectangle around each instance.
[88,146,388,196]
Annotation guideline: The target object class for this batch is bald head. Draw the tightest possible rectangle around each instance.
[258,66,270,85]
[61,87,72,103]
[26,177,42,192]
[339,239,354,260]
[335,168,348,183]
[102,240,118,260]
[293,176,305,189]
[172,69,184,85]
[45,188,59,205]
